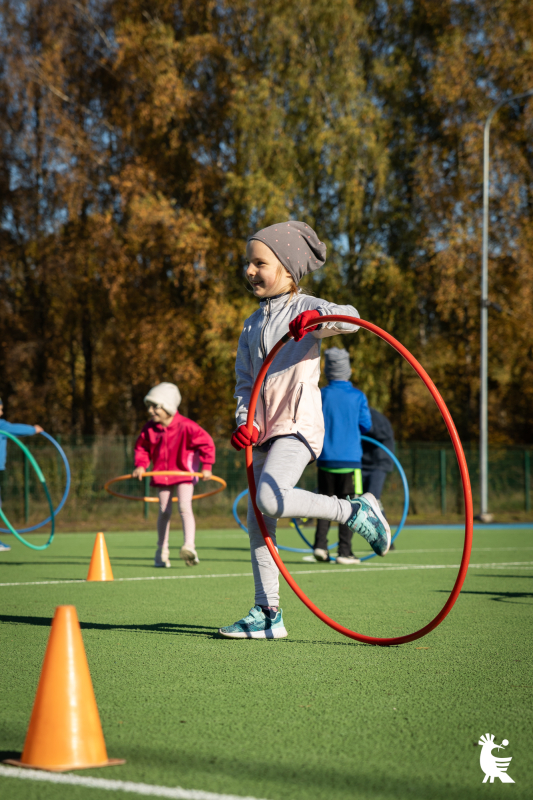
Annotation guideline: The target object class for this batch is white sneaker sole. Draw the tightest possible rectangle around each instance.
[302,554,337,563]
[335,557,361,565]
[154,562,171,568]
[218,626,288,640]
[361,492,391,556]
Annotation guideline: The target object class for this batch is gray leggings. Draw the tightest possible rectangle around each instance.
[248,436,352,606]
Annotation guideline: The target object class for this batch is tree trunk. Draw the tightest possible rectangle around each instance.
[81,304,94,435]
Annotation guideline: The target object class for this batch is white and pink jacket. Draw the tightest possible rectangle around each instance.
[235,292,359,459]
[134,413,215,486]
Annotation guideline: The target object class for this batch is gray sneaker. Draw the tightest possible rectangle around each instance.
[345,492,391,557]
[313,548,329,562]
[154,547,171,568]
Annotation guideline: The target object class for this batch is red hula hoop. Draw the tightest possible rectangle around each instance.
[245,315,473,646]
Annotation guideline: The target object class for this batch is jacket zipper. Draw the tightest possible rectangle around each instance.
[164,426,168,483]
[293,383,303,423]
[259,298,271,440]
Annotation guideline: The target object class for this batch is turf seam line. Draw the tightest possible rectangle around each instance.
[1,561,533,588]
[403,523,533,529]
[0,766,269,800]
[386,546,533,554]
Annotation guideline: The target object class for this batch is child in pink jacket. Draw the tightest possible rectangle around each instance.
[133,382,215,568]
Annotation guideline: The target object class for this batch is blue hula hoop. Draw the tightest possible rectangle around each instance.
[231,436,409,558]
[0,431,71,534]
[355,435,409,560]
[232,489,322,554]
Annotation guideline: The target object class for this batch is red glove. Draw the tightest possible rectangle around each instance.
[289,310,321,342]
[231,424,259,451]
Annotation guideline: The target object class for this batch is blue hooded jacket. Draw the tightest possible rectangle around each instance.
[317,381,372,468]
[0,419,37,470]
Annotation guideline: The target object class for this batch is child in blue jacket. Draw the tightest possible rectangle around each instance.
[0,399,43,551]
[313,348,371,564]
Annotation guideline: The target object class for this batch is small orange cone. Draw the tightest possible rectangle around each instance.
[87,532,114,581]
[3,606,124,771]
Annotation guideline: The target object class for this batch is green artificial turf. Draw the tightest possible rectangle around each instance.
[0,525,532,800]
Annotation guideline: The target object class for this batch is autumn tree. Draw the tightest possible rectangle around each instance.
[0,0,531,447]
[355,0,533,442]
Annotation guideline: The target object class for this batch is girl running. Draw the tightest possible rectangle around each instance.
[133,382,215,568]
[219,221,390,639]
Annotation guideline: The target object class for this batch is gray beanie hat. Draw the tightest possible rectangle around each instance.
[143,382,181,416]
[248,220,326,284]
[324,348,351,382]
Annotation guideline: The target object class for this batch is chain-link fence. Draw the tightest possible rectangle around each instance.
[0,435,531,531]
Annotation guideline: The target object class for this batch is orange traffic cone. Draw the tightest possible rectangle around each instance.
[87,532,114,581]
[3,606,124,771]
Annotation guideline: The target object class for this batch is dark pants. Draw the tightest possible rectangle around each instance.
[362,468,388,501]
[314,469,356,557]
[0,482,8,548]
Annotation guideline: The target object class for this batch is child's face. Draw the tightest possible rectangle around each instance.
[246,240,293,298]
[146,403,173,425]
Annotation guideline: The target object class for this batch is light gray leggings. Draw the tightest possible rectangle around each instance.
[248,436,353,606]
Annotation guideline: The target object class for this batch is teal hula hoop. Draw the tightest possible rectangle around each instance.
[0,431,55,550]
[0,431,70,534]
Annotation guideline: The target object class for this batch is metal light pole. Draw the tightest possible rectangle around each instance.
[480,90,533,521]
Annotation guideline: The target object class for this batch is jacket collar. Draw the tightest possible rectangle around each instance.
[259,292,294,312]
[150,412,180,432]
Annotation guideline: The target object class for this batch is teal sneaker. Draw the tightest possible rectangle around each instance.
[218,606,288,639]
[346,492,391,557]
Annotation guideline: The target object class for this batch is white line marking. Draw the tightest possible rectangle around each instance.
[288,562,533,575]
[389,546,533,554]
[0,573,253,588]
[198,541,533,551]
[0,578,86,587]
[0,765,268,799]
[0,562,532,588]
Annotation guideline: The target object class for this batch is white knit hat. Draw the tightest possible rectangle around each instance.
[143,382,181,416]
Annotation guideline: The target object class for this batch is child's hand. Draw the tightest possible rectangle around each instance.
[34,425,44,433]
[202,469,212,480]
[230,425,259,451]
[132,466,146,481]
[289,310,321,342]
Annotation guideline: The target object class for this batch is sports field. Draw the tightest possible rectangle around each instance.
[0,525,532,800]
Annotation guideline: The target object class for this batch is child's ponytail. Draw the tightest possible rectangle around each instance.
[276,264,309,303]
